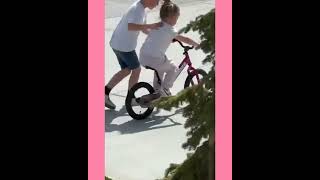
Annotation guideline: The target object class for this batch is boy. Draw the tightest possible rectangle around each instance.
[105,0,161,109]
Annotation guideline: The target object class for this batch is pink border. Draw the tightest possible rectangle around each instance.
[88,0,104,180]
[88,0,232,179]
[216,0,232,180]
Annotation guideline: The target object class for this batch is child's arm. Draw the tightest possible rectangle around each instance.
[128,22,162,32]
[142,29,150,35]
[175,35,200,48]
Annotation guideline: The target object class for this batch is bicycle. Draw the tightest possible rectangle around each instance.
[125,39,207,120]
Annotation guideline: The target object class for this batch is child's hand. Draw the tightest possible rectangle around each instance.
[194,43,201,50]
[148,22,162,30]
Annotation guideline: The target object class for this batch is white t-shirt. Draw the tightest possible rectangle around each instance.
[110,0,146,52]
[140,22,178,59]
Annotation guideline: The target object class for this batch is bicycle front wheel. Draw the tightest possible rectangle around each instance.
[184,69,207,88]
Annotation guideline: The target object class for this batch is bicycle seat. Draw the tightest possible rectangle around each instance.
[145,66,156,71]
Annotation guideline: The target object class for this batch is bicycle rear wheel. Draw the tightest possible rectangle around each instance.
[126,82,155,120]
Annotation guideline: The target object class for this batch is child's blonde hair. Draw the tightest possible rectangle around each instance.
[160,0,180,20]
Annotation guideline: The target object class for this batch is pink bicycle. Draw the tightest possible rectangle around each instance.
[126,39,207,120]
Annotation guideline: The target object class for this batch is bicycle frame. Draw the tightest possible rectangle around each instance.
[151,39,201,86]
[170,51,200,84]
[138,52,200,106]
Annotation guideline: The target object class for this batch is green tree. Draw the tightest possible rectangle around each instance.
[155,9,215,180]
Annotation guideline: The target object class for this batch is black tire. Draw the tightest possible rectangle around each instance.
[184,69,207,88]
[126,82,155,120]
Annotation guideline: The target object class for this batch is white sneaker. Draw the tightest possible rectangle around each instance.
[135,93,161,108]
[105,95,116,109]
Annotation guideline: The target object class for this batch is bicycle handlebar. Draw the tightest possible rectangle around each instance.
[172,39,194,51]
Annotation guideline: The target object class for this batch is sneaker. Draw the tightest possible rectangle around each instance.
[105,95,116,109]
[135,93,161,108]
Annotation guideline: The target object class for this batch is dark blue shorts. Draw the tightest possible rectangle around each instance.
[112,49,140,70]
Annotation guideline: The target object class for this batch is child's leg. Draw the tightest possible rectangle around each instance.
[105,69,131,94]
[153,70,164,91]
[105,49,132,96]
[162,58,178,90]
[115,50,141,93]
[140,53,165,92]
[129,67,141,90]
[105,49,133,109]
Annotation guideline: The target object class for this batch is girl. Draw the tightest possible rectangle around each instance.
[139,0,200,96]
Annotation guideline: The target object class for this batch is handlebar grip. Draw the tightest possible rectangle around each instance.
[173,38,193,50]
